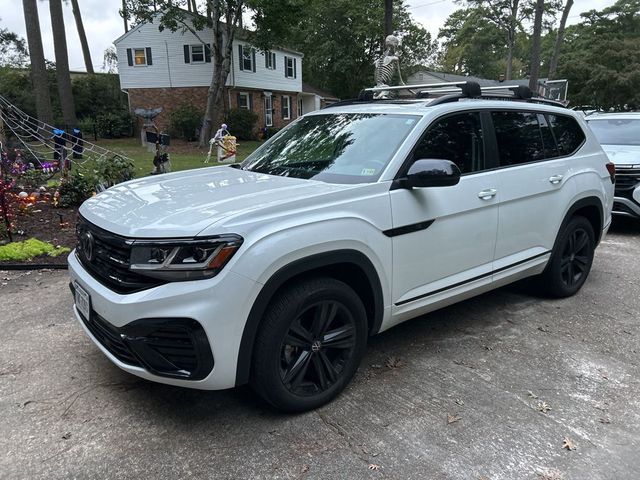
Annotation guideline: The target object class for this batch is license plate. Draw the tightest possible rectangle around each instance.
[74,282,91,319]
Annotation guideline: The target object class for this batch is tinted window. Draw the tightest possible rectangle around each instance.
[548,114,586,155]
[538,114,559,158]
[492,111,545,166]
[413,112,485,174]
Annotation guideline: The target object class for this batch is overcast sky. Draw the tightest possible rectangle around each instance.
[0,0,620,73]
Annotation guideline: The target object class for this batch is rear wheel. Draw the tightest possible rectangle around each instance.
[251,277,367,412]
[538,215,595,298]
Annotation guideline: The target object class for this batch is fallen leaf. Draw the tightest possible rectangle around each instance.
[599,417,611,424]
[301,464,310,473]
[528,391,539,399]
[447,414,462,424]
[62,432,72,440]
[385,356,405,369]
[368,464,380,471]
[538,326,550,333]
[455,398,465,406]
[562,437,576,451]
[537,401,552,413]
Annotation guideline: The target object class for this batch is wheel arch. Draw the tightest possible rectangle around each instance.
[563,196,604,245]
[234,249,384,386]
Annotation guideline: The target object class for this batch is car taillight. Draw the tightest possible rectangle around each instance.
[606,162,615,184]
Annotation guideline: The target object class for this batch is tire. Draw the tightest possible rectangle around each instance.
[538,215,595,298]
[251,277,367,412]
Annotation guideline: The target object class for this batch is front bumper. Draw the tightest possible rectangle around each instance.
[68,251,260,390]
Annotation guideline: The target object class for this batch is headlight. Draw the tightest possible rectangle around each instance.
[129,234,243,281]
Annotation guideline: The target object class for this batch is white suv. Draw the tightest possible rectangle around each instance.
[69,83,614,412]
[585,112,640,219]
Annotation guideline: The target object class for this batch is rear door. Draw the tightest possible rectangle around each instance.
[389,111,499,323]
[489,110,585,275]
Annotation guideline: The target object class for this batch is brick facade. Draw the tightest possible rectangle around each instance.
[127,86,300,137]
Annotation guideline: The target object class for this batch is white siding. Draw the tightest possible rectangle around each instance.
[115,20,302,92]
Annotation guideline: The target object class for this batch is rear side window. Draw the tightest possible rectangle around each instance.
[412,112,485,174]
[492,111,545,166]
[548,114,586,156]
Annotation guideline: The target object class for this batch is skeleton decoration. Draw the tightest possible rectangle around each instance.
[374,35,406,99]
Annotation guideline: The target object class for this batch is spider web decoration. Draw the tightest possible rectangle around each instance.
[0,94,133,176]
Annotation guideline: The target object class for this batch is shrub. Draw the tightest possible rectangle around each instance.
[95,154,135,188]
[18,169,49,191]
[262,126,280,139]
[225,108,258,140]
[95,111,133,138]
[0,238,70,261]
[169,103,203,141]
[58,172,94,207]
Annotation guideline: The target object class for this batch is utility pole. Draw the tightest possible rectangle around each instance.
[122,0,129,33]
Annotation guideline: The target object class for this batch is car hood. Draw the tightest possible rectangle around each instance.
[79,166,349,237]
[601,144,640,166]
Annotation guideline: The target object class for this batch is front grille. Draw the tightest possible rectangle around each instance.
[76,216,165,294]
[615,167,640,197]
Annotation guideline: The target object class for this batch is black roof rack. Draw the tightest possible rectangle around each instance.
[335,81,568,108]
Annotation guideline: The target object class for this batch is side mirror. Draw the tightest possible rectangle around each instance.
[399,159,461,189]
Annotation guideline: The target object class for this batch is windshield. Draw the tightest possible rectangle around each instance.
[587,118,640,146]
[242,113,420,184]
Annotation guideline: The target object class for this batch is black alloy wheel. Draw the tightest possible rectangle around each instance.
[559,227,591,288]
[538,215,595,298]
[280,300,356,396]
[251,277,367,412]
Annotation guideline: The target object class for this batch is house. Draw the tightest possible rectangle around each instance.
[407,70,568,102]
[113,13,333,134]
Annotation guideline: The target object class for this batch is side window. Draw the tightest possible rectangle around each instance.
[412,112,485,174]
[548,114,586,156]
[492,111,545,166]
[538,114,559,159]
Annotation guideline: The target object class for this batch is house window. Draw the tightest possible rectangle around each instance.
[134,48,147,66]
[190,44,205,63]
[264,95,273,127]
[298,97,303,116]
[284,56,296,78]
[265,51,276,70]
[238,92,251,111]
[239,45,255,72]
[282,95,291,120]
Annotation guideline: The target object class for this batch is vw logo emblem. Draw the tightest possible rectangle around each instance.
[80,231,95,262]
[311,340,322,353]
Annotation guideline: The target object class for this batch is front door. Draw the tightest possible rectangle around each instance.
[389,111,499,323]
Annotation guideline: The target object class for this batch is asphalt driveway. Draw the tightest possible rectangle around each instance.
[1,220,639,479]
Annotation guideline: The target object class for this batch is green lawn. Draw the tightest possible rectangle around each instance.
[93,137,262,178]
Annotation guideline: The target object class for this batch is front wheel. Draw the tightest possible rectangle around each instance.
[538,215,595,298]
[251,277,367,412]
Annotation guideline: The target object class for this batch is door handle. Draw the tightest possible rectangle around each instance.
[478,188,497,200]
[549,174,564,184]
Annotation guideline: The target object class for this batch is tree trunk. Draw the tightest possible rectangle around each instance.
[70,0,94,74]
[122,0,129,32]
[49,0,77,127]
[548,0,573,80]
[528,0,544,92]
[505,0,520,80]
[384,0,393,37]
[21,0,53,124]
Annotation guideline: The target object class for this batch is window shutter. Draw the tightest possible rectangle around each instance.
[146,47,153,65]
[284,56,288,76]
[238,44,243,71]
[273,53,276,69]
[236,93,241,109]
[205,44,211,63]
[126,48,133,66]
[249,93,253,111]
[265,52,268,69]
[281,96,285,118]
[293,58,297,79]
[183,45,190,63]
[252,49,256,72]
